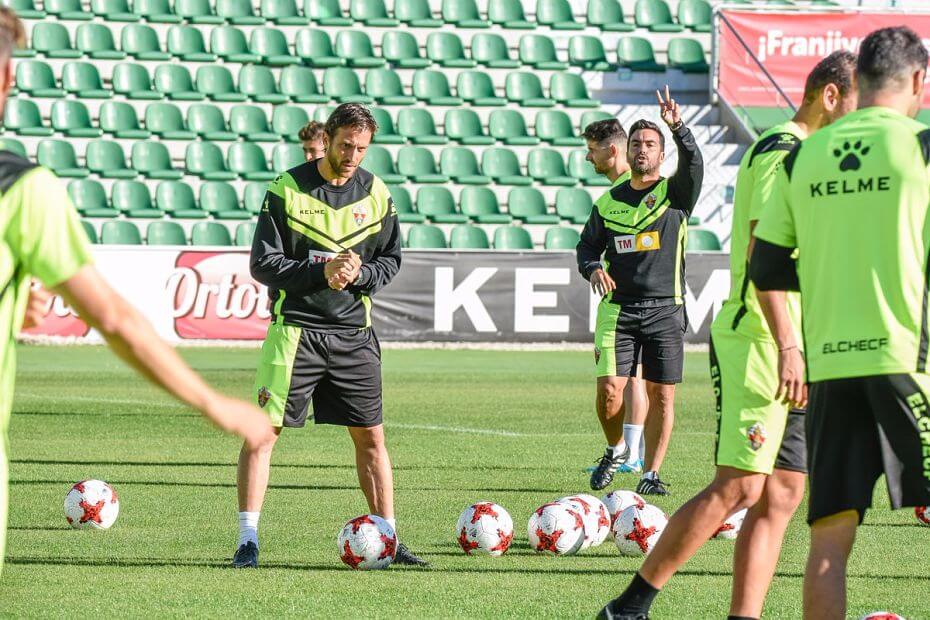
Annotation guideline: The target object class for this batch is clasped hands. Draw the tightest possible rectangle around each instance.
[325,250,362,290]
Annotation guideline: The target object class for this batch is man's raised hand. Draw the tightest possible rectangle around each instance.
[656,85,681,128]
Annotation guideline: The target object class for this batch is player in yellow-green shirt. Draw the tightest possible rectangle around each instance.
[0,8,273,575]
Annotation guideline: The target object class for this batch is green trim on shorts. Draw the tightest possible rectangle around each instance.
[253,323,301,427]
[361,294,371,328]
[594,298,621,377]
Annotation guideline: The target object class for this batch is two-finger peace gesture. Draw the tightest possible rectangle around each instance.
[656,85,681,128]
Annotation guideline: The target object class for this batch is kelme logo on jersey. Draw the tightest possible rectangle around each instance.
[747,423,766,451]
[257,386,271,408]
[809,139,891,198]
[833,140,870,172]
[614,231,660,254]
[352,204,367,225]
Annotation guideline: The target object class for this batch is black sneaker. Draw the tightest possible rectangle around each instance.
[232,541,258,568]
[393,542,429,567]
[597,598,648,620]
[589,445,630,491]
[636,473,669,496]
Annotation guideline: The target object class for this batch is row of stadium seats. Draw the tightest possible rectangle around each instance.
[17,23,707,72]
[13,0,715,33]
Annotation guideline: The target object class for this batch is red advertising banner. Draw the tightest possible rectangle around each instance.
[717,10,930,108]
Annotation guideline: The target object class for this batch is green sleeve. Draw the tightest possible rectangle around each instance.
[748,150,789,222]
[753,165,797,249]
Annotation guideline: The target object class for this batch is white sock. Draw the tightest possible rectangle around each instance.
[623,424,644,462]
[238,511,260,547]
[386,518,397,535]
[639,435,646,463]
[608,442,626,459]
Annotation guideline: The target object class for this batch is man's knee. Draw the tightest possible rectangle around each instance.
[709,468,766,508]
[597,378,626,408]
[243,426,280,456]
[350,425,386,453]
[766,470,806,514]
[645,382,675,413]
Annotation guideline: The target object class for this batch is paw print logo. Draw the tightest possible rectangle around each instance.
[833,140,870,172]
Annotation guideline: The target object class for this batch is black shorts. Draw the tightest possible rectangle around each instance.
[774,409,807,473]
[594,301,686,384]
[807,373,930,524]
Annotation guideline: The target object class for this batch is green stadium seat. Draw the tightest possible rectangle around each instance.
[411,69,462,106]
[51,100,102,137]
[81,220,99,243]
[305,0,351,25]
[135,0,182,22]
[397,146,448,184]
[272,143,304,171]
[688,215,701,226]
[442,0,488,27]
[668,38,709,73]
[191,221,233,246]
[211,26,260,63]
[369,108,404,145]
[216,0,264,24]
[3,99,53,136]
[617,36,666,72]
[112,64,160,101]
[579,110,613,131]
[387,185,424,223]
[200,181,251,219]
[493,225,534,249]
[426,32,476,68]
[16,61,65,97]
[687,229,723,251]
[69,179,118,217]
[100,221,143,245]
[243,182,267,214]
[312,106,336,123]
[567,149,610,186]
[470,33,519,68]
[450,224,490,249]
[279,65,329,103]
[394,0,442,27]
[188,104,236,140]
[156,181,206,218]
[397,109,447,145]
[196,66,247,102]
[175,0,223,22]
[145,103,194,139]
[111,180,163,217]
[132,141,182,180]
[31,23,81,59]
[154,64,205,100]
[37,140,88,178]
[460,187,511,224]
[322,67,373,104]
[635,0,683,32]
[555,187,592,223]
[440,147,491,185]
[99,101,150,138]
[272,105,310,139]
[481,147,530,186]
[677,0,712,32]
[457,71,506,106]
[489,110,540,146]
[350,0,398,26]
[544,226,581,249]
[236,221,257,246]
[488,0,534,29]
[0,139,27,158]
[536,0,584,30]
[518,34,568,70]
[381,31,430,69]
[228,142,275,181]
[250,27,300,65]
[587,0,635,31]
[335,31,384,68]
[91,0,139,20]
[76,23,126,59]
[416,187,467,224]
[8,0,45,19]
[167,25,216,62]
[61,62,112,98]
[239,65,289,104]
[406,224,447,249]
[508,187,559,224]
[294,29,343,67]
[550,72,599,107]
[527,148,575,186]
[46,0,92,20]
[262,0,309,24]
[505,72,555,107]
[535,110,584,147]
[444,109,494,146]
[121,24,170,61]
[367,68,416,106]
[185,142,237,180]
[147,221,187,245]
[86,142,137,179]
[569,35,614,71]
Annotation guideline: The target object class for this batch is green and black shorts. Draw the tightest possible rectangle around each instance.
[253,323,383,428]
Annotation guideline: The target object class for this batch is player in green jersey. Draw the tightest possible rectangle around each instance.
[299,120,325,162]
[598,52,857,620]
[0,8,274,575]
[751,27,930,619]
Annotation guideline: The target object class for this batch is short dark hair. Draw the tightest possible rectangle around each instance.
[802,50,857,103]
[298,120,324,142]
[582,118,627,147]
[323,103,378,138]
[857,26,929,93]
[0,7,25,59]
[628,119,665,151]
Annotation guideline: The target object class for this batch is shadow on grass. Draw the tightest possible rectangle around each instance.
[13,410,192,418]
[10,459,544,473]
[7,526,67,531]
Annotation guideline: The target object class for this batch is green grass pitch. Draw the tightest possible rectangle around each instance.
[4,346,927,618]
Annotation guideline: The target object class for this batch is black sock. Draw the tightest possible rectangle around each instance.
[727,616,758,620]
[611,572,660,614]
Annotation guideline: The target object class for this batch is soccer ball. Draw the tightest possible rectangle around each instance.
[601,489,646,525]
[859,612,905,620]
[337,515,397,570]
[558,494,611,548]
[915,506,930,526]
[64,480,119,530]
[528,502,585,556]
[612,503,668,557]
[455,502,514,556]
[714,508,748,540]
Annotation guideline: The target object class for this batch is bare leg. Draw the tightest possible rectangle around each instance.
[237,426,281,511]
[730,467,806,617]
[347,424,394,519]
[643,381,675,474]
[597,375,629,446]
[803,510,858,620]
[625,365,649,426]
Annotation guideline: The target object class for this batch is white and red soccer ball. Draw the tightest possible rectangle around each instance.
[337,514,397,570]
[456,502,514,556]
[859,613,905,620]
[558,494,611,548]
[528,502,585,556]
[714,508,748,540]
[612,503,668,557]
[64,480,119,530]
[601,490,646,525]
[915,506,930,526]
